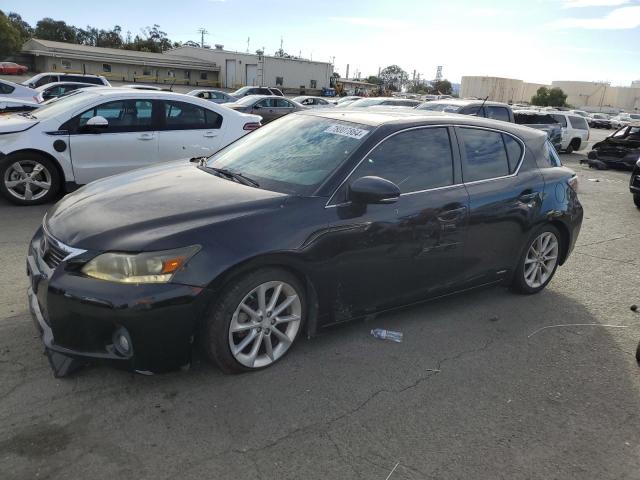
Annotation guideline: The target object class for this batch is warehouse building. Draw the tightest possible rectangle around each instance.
[168,45,333,93]
[22,38,221,87]
[21,39,334,93]
[461,75,640,112]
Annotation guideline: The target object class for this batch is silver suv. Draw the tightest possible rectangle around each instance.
[22,73,111,89]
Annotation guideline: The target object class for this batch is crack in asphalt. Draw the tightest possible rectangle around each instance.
[575,231,640,248]
[229,336,497,462]
[573,251,636,265]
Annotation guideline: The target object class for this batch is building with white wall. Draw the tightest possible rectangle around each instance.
[169,45,333,93]
[461,75,640,112]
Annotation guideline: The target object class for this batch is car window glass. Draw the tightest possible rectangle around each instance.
[538,140,562,167]
[612,127,629,138]
[317,99,328,105]
[459,127,510,182]
[77,100,154,133]
[164,101,216,130]
[568,116,588,130]
[35,76,55,87]
[0,83,15,94]
[276,98,292,108]
[485,106,511,122]
[550,114,567,127]
[502,134,523,173]
[256,98,272,108]
[349,127,454,194]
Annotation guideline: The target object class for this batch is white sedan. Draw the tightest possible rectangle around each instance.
[0,88,262,205]
[291,96,335,108]
[0,78,39,102]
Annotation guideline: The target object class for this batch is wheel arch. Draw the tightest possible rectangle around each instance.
[549,219,570,265]
[207,253,321,338]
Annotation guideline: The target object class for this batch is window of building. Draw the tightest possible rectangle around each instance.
[167,70,175,77]
[310,79,317,89]
[184,70,191,79]
[200,72,208,80]
[61,60,72,70]
[459,127,510,182]
[276,76,283,86]
[102,63,112,73]
[143,67,152,76]
[349,127,454,194]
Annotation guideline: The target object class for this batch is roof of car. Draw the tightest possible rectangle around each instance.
[35,72,104,78]
[424,99,511,107]
[35,81,99,90]
[302,109,545,139]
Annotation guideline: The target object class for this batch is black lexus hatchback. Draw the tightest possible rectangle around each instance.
[27,110,583,376]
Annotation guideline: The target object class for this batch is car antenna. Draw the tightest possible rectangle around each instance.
[477,95,489,114]
[169,77,177,92]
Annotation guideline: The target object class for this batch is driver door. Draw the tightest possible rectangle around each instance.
[66,99,159,184]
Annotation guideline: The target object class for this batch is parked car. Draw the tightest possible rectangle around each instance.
[587,123,640,169]
[513,111,563,150]
[187,89,236,104]
[588,113,612,129]
[22,72,111,89]
[610,114,632,129]
[630,158,640,208]
[292,96,335,108]
[25,110,582,376]
[0,78,38,102]
[230,86,284,98]
[0,88,261,205]
[227,95,305,123]
[417,99,515,123]
[341,97,422,108]
[569,110,589,118]
[335,95,361,104]
[0,62,29,75]
[548,111,590,153]
[0,98,40,115]
[34,82,99,102]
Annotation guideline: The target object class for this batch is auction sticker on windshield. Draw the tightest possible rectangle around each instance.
[324,124,370,139]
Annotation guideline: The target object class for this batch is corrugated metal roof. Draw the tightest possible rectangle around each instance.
[22,38,220,71]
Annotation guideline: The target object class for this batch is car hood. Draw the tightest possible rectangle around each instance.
[0,114,39,134]
[45,161,288,251]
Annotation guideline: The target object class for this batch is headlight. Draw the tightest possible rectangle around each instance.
[81,246,200,283]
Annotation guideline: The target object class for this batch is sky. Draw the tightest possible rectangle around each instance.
[3,0,640,86]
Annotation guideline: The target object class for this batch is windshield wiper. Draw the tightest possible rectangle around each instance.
[18,112,37,119]
[199,165,260,188]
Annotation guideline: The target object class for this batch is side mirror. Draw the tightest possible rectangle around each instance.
[84,116,109,131]
[253,104,261,109]
[348,176,400,205]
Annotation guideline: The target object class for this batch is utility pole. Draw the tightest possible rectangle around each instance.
[246,37,250,53]
[197,28,209,48]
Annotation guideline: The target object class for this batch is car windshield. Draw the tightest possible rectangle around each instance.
[515,113,558,124]
[630,114,640,120]
[348,98,383,107]
[206,114,372,195]
[417,102,463,112]
[30,91,98,120]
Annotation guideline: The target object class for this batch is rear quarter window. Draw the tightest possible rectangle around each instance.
[538,141,562,168]
[485,106,511,123]
[568,116,588,130]
[550,114,567,127]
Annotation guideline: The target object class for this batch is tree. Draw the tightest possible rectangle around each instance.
[379,65,408,91]
[366,75,380,85]
[34,17,78,43]
[531,87,567,107]
[0,11,22,60]
[430,79,452,95]
[7,12,32,43]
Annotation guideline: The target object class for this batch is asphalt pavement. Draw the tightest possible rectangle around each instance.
[1,129,640,480]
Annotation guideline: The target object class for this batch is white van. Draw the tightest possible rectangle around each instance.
[548,111,590,153]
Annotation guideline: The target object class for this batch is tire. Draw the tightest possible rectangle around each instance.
[0,152,61,205]
[564,144,574,154]
[634,194,640,209]
[202,267,306,373]
[511,225,562,295]
[566,139,581,154]
[636,341,640,364]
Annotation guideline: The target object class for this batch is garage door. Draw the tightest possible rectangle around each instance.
[225,60,236,88]
[246,64,257,86]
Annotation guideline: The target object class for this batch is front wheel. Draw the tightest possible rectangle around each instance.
[0,153,61,205]
[634,194,640,209]
[202,268,305,373]
[511,225,562,294]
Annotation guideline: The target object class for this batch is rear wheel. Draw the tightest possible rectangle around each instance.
[202,268,305,373]
[0,153,61,205]
[634,194,640,209]
[511,225,562,294]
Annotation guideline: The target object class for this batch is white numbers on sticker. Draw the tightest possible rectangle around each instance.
[324,124,370,139]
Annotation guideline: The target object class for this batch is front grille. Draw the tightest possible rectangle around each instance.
[41,233,71,269]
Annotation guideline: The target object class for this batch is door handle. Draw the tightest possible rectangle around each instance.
[203,131,218,138]
[138,133,155,140]
[519,192,539,202]
[437,206,467,222]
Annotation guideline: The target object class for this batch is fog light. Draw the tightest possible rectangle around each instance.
[112,328,133,356]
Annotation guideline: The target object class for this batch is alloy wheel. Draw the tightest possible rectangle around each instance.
[523,232,559,289]
[4,160,52,202]
[228,280,302,368]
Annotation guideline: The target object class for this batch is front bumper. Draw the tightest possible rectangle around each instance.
[630,172,640,195]
[26,228,211,376]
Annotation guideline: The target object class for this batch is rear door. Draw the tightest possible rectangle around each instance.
[157,99,225,161]
[66,99,159,183]
[457,126,545,285]
[325,126,470,315]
